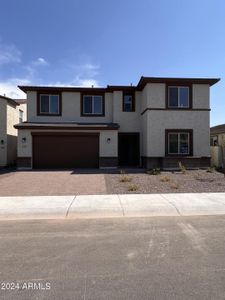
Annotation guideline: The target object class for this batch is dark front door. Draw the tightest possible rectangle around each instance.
[32,133,99,169]
[118,133,140,167]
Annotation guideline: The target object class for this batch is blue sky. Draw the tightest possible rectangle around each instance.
[0,0,224,126]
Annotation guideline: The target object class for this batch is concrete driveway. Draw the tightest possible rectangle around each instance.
[0,170,107,196]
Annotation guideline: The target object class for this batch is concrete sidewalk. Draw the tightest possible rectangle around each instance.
[0,193,225,220]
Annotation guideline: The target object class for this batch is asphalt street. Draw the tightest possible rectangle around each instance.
[0,216,225,300]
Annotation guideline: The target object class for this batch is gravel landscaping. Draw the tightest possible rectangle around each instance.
[105,169,225,194]
[0,168,225,196]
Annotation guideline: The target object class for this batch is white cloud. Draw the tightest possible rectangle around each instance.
[33,57,48,66]
[75,78,99,87]
[0,74,100,99]
[25,57,49,76]
[0,78,30,98]
[0,40,100,97]
[47,77,99,88]
[0,42,21,65]
[68,63,100,78]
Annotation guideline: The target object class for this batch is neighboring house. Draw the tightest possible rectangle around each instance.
[0,95,27,167]
[210,124,225,168]
[14,76,219,170]
[210,124,225,146]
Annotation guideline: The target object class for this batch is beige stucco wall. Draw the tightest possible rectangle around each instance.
[192,84,209,109]
[218,133,225,147]
[27,91,113,123]
[7,102,18,136]
[112,91,141,132]
[18,103,27,122]
[140,83,211,157]
[142,83,166,110]
[0,99,7,166]
[99,130,118,157]
[140,111,148,157]
[141,83,210,111]
[143,110,210,157]
[7,103,18,165]
[0,99,27,166]
[17,129,118,161]
[210,146,223,168]
[22,82,211,164]
[6,102,27,165]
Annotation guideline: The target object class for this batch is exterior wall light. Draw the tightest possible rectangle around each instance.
[107,138,111,144]
[0,140,4,145]
[22,137,27,143]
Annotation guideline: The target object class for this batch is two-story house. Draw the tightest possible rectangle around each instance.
[14,76,219,170]
[0,95,26,167]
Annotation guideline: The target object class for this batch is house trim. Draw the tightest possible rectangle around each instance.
[14,123,119,130]
[141,108,210,115]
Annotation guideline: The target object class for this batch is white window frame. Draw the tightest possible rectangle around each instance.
[82,95,103,115]
[40,94,60,114]
[168,86,189,108]
[168,132,190,155]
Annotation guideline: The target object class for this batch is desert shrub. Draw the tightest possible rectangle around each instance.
[169,181,179,190]
[194,175,214,182]
[127,184,138,191]
[206,166,215,173]
[119,175,132,182]
[160,175,170,182]
[146,168,161,175]
[178,161,186,174]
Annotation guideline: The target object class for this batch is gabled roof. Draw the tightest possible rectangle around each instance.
[211,124,225,135]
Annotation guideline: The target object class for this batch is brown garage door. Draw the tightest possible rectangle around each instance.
[32,133,99,169]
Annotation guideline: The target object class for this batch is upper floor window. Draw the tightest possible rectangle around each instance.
[19,109,24,123]
[166,130,192,155]
[82,95,104,116]
[123,93,135,112]
[168,86,190,108]
[39,94,60,115]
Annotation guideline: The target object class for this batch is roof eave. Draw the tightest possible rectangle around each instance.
[136,77,220,90]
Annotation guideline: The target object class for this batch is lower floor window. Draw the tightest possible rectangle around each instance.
[168,131,190,155]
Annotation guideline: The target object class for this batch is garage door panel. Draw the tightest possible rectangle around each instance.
[33,134,99,169]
